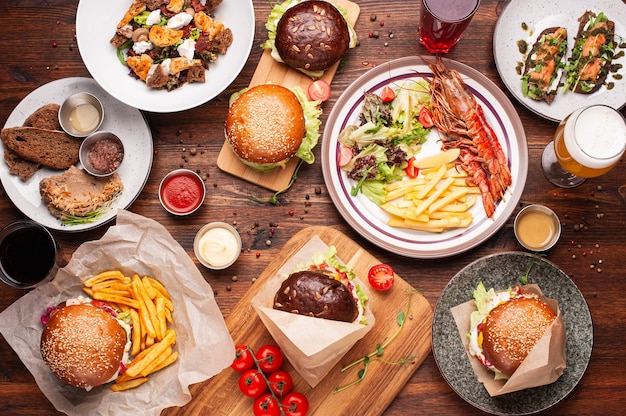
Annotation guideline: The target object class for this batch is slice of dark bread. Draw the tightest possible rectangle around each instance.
[1,126,80,170]
[4,149,40,180]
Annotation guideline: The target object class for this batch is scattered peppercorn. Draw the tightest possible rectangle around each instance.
[52,42,58,48]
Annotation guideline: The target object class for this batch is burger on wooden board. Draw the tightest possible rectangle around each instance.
[262,0,358,78]
[224,84,322,172]
[40,297,130,389]
[467,283,557,379]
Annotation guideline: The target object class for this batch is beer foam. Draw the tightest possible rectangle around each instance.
[564,106,626,169]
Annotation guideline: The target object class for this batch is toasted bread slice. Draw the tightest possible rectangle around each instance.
[1,126,80,170]
[563,11,615,94]
[521,27,568,104]
[39,166,124,219]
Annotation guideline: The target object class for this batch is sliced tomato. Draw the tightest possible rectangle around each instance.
[380,85,395,103]
[308,79,331,102]
[367,263,395,291]
[338,144,353,167]
[418,106,434,128]
[405,157,419,178]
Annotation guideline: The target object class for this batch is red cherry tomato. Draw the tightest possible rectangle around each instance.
[338,144,353,167]
[253,393,281,416]
[231,345,255,372]
[255,344,284,373]
[238,369,267,398]
[268,370,293,397]
[282,392,310,416]
[308,79,331,102]
[405,157,419,178]
[418,106,434,128]
[367,263,395,291]
[380,85,395,103]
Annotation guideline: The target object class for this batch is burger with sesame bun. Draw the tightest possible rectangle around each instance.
[224,84,322,172]
[468,283,557,379]
[40,297,131,389]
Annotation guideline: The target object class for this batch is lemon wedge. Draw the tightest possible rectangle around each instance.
[413,148,461,169]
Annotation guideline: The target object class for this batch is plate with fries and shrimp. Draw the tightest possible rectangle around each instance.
[321,56,528,258]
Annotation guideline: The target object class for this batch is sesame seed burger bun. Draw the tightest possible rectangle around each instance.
[482,297,556,377]
[225,84,306,171]
[40,304,127,388]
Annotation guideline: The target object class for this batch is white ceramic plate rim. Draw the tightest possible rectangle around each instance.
[75,0,255,113]
[0,77,153,232]
[321,56,528,259]
[493,0,626,122]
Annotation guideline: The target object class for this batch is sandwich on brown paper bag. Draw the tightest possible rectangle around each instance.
[450,284,566,396]
[252,236,375,387]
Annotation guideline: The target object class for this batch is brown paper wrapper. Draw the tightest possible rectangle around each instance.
[450,284,566,396]
[252,236,375,387]
[0,210,235,415]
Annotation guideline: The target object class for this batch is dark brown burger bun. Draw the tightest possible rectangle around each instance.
[40,304,127,388]
[275,0,350,72]
[273,270,358,322]
[482,297,556,377]
[224,84,306,168]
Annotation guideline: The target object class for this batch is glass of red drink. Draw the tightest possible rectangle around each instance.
[419,0,480,53]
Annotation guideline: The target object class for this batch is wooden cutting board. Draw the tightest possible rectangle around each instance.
[163,226,433,416]
[216,0,361,191]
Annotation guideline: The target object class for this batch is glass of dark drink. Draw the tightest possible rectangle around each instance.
[419,0,480,54]
[0,220,60,289]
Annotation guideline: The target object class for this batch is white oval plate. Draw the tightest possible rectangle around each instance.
[321,56,528,259]
[76,0,255,113]
[494,0,626,122]
[0,77,152,232]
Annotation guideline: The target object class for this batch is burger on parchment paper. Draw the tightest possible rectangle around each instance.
[252,236,374,387]
[451,282,567,396]
[262,0,358,78]
[224,84,322,172]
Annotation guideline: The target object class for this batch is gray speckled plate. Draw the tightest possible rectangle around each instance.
[432,252,593,415]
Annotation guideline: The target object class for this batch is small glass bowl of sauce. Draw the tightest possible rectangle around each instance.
[59,92,104,137]
[194,222,242,270]
[159,169,206,216]
[514,204,561,252]
[79,131,124,176]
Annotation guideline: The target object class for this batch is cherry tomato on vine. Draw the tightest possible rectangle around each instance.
[253,393,281,416]
[282,392,310,416]
[238,369,267,398]
[231,345,255,372]
[380,85,395,103]
[308,79,331,102]
[367,263,395,291]
[405,157,419,178]
[418,106,434,128]
[268,370,293,397]
[255,345,284,373]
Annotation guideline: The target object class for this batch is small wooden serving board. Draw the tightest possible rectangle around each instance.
[163,226,433,416]
[216,0,361,191]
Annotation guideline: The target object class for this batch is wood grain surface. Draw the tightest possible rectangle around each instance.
[163,226,432,415]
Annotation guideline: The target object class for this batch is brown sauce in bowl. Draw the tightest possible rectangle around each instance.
[88,138,123,174]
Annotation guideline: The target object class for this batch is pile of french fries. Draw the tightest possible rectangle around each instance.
[82,270,177,391]
[381,159,479,233]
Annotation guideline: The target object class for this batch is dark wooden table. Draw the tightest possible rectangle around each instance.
[1,0,625,414]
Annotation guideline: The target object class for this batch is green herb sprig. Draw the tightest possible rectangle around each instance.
[250,159,304,205]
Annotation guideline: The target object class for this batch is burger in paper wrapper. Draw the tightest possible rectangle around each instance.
[451,283,566,396]
[252,236,374,387]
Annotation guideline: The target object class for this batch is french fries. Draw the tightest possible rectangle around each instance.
[82,270,177,391]
[381,156,478,232]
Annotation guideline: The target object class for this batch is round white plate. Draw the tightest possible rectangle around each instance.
[1,77,153,232]
[432,252,593,415]
[76,0,255,113]
[494,0,626,122]
[321,56,528,259]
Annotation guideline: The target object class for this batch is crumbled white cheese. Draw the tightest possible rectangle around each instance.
[132,40,153,54]
[166,12,193,30]
[177,38,196,61]
[146,9,162,26]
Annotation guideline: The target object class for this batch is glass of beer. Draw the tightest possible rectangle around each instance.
[418,0,480,54]
[542,105,626,188]
[0,220,60,289]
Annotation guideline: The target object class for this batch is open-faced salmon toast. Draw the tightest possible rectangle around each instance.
[521,27,568,104]
[563,11,615,94]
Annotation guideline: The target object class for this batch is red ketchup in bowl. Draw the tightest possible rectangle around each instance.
[159,169,205,215]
